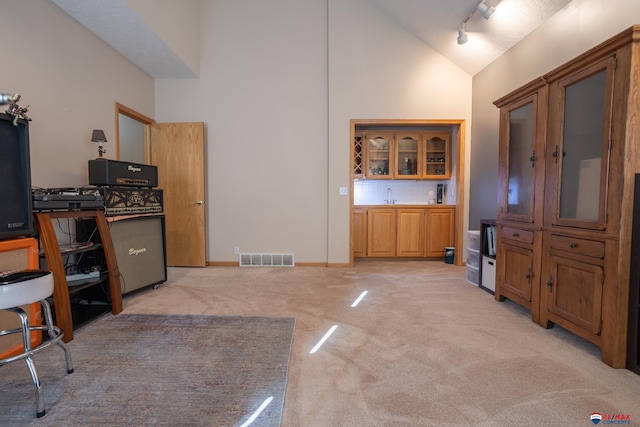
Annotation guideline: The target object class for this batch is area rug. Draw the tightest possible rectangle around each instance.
[0,314,296,426]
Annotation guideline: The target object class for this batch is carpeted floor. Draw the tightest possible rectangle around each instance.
[0,313,295,426]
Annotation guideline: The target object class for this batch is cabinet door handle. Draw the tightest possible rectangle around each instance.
[512,232,519,237]
[569,242,576,248]
[192,200,204,205]
[529,150,535,166]
[546,276,553,293]
[525,268,532,283]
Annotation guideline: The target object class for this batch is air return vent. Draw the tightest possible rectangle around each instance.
[239,253,294,267]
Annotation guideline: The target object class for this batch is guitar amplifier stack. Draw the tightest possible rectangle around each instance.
[87,159,166,294]
[88,159,163,216]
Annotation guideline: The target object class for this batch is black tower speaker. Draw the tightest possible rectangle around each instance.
[109,215,167,295]
[0,113,33,240]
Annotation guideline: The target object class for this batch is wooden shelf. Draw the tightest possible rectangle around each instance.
[34,210,122,342]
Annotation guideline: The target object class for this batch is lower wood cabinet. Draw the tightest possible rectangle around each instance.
[355,205,455,259]
[353,208,367,258]
[397,209,424,257]
[367,208,397,257]
[539,232,607,346]
[424,208,455,257]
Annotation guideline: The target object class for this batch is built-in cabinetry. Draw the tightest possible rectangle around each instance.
[357,131,451,180]
[424,208,455,257]
[354,205,455,258]
[494,26,640,368]
[353,208,367,258]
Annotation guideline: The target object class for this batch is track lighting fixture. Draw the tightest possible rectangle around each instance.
[457,24,468,45]
[456,1,496,45]
[476,1,495,20]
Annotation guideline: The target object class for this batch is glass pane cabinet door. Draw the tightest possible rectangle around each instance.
[552,59,613,229]
[424,133,450,179]
[366,134,393,179]
[395,134,419,179]
[505,99,535,222]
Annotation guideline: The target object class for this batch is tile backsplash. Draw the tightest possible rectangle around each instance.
[354,180,454,205]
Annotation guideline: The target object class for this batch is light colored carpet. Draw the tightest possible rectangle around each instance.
[0,314,295,426]
[119,262,640,426]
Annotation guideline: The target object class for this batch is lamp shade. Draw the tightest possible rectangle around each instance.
[91,129,107,143]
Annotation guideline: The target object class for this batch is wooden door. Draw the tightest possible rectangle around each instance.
[150,122,206,267]
[424,208,454,257]
[543,254,603,336]
[397,209,423,257]
[353,208,367,258]
[498,243,534,305]
[367,208,396,257]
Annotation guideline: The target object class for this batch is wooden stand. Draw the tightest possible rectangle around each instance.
[34,210,122,342]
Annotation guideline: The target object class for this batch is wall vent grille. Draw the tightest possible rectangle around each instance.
[239,253,294,267]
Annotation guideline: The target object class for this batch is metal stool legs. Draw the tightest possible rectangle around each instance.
[1,299,74,418]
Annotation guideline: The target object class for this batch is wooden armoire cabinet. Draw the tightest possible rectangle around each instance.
[494,26,640,368]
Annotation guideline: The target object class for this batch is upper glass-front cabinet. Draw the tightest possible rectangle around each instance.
[549,58,614,230]
[395,133,420,179]
[423,132,451,179]
[365,133,393,179]
[504,97,536,222]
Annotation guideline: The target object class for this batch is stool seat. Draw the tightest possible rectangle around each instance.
[0,269,54,309]
[0,269,73,418]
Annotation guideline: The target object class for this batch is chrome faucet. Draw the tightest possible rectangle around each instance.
[385,187,395,204]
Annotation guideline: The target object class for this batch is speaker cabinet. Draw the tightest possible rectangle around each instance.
[0,113,33,240]
[108,215,167,295]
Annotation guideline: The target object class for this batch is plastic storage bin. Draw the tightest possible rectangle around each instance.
[466,264,479,285]
[467,230,480,251]
[466,248,480,268]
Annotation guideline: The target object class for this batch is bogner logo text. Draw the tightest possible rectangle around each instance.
[8,222,25,229]
[128,165,142,173]
[129,247,147,256]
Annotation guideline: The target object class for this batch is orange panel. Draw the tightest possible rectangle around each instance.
[0,237,42,359]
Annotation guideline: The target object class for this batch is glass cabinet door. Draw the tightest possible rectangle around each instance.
[365,134,393,179]
[503,97,536,222]
[395,133,420,179]
[423,132,451,179]
[550,58,614,230]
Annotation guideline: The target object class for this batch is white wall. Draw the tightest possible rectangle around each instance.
[0,0,155,189]
[155,0,329,263]
[155,0,472,264]
[327,0,471,263]
[469,0,640,228]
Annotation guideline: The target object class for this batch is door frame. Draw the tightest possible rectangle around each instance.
[349,119,466,266]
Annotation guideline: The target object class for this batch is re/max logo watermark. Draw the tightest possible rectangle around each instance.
[591,412,631,425]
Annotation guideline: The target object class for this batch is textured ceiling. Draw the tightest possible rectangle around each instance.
[51,0,574,78]
[370,0,574,75]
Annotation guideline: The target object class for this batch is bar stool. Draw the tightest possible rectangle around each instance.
[0,269,74,418]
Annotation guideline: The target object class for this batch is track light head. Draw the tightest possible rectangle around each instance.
[476,1,495,20]
[457,25,468,45]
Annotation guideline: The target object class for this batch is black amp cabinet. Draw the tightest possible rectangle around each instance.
[628,174,640,375]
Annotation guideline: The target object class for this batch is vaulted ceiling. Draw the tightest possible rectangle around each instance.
[51,0,574,78]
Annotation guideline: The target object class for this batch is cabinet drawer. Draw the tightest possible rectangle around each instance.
[501,226,534,244]
[549,234,605,259]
